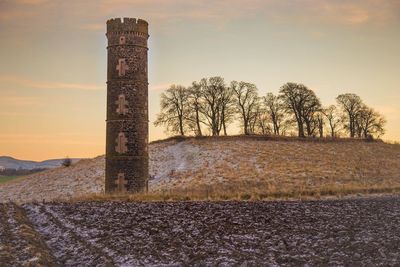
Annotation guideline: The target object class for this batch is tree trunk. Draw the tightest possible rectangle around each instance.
[349,115,355,138]
[223,120,227,135]
[319,124,323,138]
[271,113,278,135]
[330,123,335,138]
[221,108,227,136]
[305,120,312,136]
[298,119,305,137]
[179,115,184,136]
[195,110,202,136]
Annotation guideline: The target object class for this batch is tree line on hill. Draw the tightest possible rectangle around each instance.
[154,77,386,139]
[0,168,46,177]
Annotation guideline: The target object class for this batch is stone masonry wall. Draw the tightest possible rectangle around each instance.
[105,18,149,193]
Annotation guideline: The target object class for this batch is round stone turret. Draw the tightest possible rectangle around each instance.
[105,17,149,193]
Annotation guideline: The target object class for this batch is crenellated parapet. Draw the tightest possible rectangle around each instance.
[106,17,148,35]
[106,17,148,47]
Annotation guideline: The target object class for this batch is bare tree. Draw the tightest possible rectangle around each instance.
[154,85,189,136]
[220,85,236,136]
[264,93,285,135]
[302,95,322,137]
[279,82,321,137]
[187,82,204,136]
[199,77,220,136]
[154,79,388,140]
[323,105,341,137]
[248,98,262,134]
[355,105,386,138]
[254,108,272,135]
[336,93,363,138]
[281,119,297,136]
[231,81,259,135]
[198,77,234,136]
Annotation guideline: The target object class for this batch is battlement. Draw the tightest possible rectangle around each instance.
[107,17,148,34]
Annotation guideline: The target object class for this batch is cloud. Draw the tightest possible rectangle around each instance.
[94,0,400,26]
[97,0,266,24]
[0,111,34,117]
[0,75,169,91]
[310,2,370,25]
[304,0,400,26]
[0,95,40,107]
[0,74,168,94]
[0,133,101,145]
[79,23,104,31]
[0,75,103,91]
[0,9,32,21]
[1,0,399,33]
[16,0,48,5]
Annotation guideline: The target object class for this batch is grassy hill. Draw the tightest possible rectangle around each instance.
[0,136,399,203]
[149,136,400,200]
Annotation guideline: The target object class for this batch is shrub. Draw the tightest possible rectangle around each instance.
[62,157,72,167]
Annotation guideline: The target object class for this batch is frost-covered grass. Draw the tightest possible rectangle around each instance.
[148,137,400,200]
[1,136,400,203]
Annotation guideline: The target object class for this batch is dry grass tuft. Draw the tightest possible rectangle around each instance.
[72,183,400,203]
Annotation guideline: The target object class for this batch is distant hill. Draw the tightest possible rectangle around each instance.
[0,156,81,170]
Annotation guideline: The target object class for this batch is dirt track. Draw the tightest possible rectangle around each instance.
[1,197,400,266]
[0,203,58,266]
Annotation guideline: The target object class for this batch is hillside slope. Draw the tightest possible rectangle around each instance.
[1,137,399,203]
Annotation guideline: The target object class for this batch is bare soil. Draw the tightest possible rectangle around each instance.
[1,196,394,266]
[0,203,58,266]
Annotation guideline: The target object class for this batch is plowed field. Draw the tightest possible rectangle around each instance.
[1,197,399,266]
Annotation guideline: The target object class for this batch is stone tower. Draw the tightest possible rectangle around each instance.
[105,18,149,193]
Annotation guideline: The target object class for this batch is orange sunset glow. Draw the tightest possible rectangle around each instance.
[0,0,399,160]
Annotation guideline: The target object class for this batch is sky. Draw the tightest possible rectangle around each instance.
[0,0,399,161]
